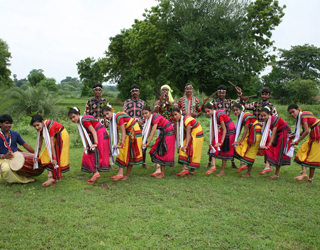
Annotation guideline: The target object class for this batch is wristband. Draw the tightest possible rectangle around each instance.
[294,141,298,145]
[184,145,188,148]
[53,157,57,160]
[93,143,98,146]
[146,143,149,148]
[120,142,124,148]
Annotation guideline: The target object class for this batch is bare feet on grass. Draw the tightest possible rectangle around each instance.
[120,176,129,181]
[240,172,251,177]
[216,172,225,177]
[302,179,313,185]
[154,173,165,179]
[294,174,308,181]
[42,178,56,187]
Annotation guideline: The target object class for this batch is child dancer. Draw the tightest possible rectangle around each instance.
[141,106,175,178]
[288,104,320,184]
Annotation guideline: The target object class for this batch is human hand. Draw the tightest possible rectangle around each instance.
[51,160,57,166]
[90,144,97,151]
[113,145,122,149]
[232,142,240,146]
[5,151,14,160]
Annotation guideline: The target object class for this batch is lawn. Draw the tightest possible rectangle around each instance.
[1,100,319,249]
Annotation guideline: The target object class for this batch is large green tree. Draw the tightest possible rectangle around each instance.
[0,39,13,88]
[27,69,46,87]
[60,76,83,92]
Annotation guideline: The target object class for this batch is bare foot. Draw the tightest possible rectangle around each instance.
[240,172,251,177]
[294,174,308,181]
[42,178,55,187]
[120,176,129,181]
[232,163,239,169]
[185,173,194,178]
[51,181,57,188]
[302,179,313,185]
[110,175,124,181]
[154,173,165,179]
[142,164,149,169]
[268,175,279,179]
[216,172,225,177]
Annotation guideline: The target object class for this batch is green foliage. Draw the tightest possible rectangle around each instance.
[0,38,13,88]
[27,69,46,87]
[2,86,63,119]
[37,77,59,92]
[76,57,106,96]
[60,76,83,93]
[286,78,319,104]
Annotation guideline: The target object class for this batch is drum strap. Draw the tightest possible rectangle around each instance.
[0,132,12,151]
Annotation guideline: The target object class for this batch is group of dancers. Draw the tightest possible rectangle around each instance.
[0,83,319,187]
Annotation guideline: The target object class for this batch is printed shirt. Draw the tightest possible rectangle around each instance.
[178,96,201,115]
[0,130,25,154]
[154,100,177,122]
[44,120,64,137]
[122,98,145,124]
[243,100,278,125]
[85,97,109,121]
[210,98,233,116]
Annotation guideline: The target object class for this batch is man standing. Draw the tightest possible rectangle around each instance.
[240,87,278,126]
[85,83,110,124]
[122,84,148,169]
[154,84,178,122]
[178,83,202,118]
[0,114,36,184]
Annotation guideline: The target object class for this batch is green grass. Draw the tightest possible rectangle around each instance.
[1,103,320,249]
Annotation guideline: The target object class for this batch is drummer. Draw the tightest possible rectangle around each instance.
[0,114,36,184]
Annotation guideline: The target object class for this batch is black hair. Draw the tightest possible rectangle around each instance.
[287,104,299,111]
[93,83,102,89]
[217,85,227,91]
[261,107,271,115]
[172,108,181,113]
[233,103,243,110]
[261,87,270,94]
[68,107,80,116]
[102,106,112,112]
[131,84,140,90]
[0,114,13,123]
[142,106,151,112]
[30,114,44,125]
[204,103,213,110]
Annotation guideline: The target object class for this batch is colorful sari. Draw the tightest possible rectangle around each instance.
[209,109,236,161]
[265,116,292,167]
[115,112,143,168]
[234,113,262,165]
[39,120,70,180]
[178,115,204,169]
[81,115,110,173]
[149,114,175,166]
[294,112,320,168]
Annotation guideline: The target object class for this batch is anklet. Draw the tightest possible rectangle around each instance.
[301,170,307,174]
[308,178,313,181]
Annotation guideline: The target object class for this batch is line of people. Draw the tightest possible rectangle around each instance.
[0,83,319,186]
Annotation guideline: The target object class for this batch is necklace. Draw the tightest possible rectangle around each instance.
[0,130,11,149]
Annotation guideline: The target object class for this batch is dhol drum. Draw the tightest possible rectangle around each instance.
[9,151,45,177]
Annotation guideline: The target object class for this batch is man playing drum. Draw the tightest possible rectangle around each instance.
[0,114,36,184]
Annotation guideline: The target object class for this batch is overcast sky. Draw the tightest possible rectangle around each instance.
[1,0,319,82]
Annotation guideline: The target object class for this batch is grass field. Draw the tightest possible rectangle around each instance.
[1,99,320,249]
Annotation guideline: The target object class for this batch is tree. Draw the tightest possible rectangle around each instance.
[0,39,13,88]
[77,57,106,96]
[37,78,59,92]
[286,78,319,104]
[27,69,46,87]
[60,76,83,92]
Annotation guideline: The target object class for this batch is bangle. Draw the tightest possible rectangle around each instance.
[294,141,298,145]
[146,143,149,148]
[238,142,241,145]
[184,145,188,148]
[53,157,57,160]
[120,142,124,148]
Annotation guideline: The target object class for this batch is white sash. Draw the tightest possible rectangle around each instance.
[209,110,220,153]
[260,118,271,147]
[234,111,244,147]
[142,114,153,151]
[77,116,92,154]
[284,111,302,157]
[34,121,59,170]
[109,113,120,164]
[176,115,184,149]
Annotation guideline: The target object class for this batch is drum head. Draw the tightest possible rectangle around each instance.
[9,152,25,171]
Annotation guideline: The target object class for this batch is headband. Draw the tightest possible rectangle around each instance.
[185,83,193,89]
[73,107,80,113]
[93,86,102,90]
[131,88,140,92]
[218,89,226,93]
[264,106,271,112]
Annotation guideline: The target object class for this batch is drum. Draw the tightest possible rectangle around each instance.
[9,151,45,177]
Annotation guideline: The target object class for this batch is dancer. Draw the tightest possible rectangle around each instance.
[68,107,109,184]
[123,84,148,169]
[0,114,35,184]
[178,83,202,118]
[31,114,70,187]
[204,104,236,177]
[259,107,292,179]
[141,107,175,178]
[103,106,143,181]
[172,108,204,177]
[232,104,262,177]
[288,104,320,184]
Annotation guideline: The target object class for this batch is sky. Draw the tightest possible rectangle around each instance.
[1,0,320,82]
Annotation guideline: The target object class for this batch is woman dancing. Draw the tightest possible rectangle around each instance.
[204,104,235,177]
[68,107,109,184]
[102,106,143,181]
[232,104,262,177]
[141,106,175,178]
[172,108,204,177]
[288,104,320,184]
[31,114,70,187]
[259,107,292,179]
